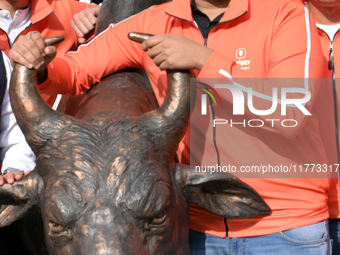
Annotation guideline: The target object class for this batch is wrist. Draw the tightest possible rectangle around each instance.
[196,48,214,70]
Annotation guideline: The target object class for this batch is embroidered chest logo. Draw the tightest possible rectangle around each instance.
[235,48,251,70]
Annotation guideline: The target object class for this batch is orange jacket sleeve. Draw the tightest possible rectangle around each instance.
[42,2,324,137]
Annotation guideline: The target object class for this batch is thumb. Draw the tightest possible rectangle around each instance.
[45,45,56,58]
[93,6,101,16]
[42,46,57,68]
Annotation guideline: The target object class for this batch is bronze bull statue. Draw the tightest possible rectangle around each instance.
[0,0,270,254]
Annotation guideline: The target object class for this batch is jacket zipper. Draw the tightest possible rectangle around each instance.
[167,10,247,237]
[325,28,340,167]
[330,39,340,168]
[11,10,54,46]
[166,10,247,46]
[192,11,247,47]
[192,11,247,237]
[317,27,340,169]
[0,9,54,49]
[329,41,334,70]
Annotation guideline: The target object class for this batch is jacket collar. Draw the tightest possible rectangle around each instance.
[29,0,53,24]
[165,0,248,23]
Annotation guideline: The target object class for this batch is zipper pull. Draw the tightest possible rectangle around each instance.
[329,41,334,70]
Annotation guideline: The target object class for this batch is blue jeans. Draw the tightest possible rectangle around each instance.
[189,220,330,255]
[329,219,340,255]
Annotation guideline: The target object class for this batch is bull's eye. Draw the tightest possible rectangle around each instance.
[49,222,65,233]
[49,222,72,239]
[150,209,167,226]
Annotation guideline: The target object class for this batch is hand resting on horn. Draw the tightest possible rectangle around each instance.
[141,34,214,70]
[9,31,57,72]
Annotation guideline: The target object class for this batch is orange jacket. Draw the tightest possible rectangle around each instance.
[311,25,340,219]
[0,0,97,106]
[42,0,330,237]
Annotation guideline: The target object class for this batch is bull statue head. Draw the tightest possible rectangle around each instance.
[0,34,270,254]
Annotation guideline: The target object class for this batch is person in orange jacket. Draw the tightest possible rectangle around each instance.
[0,0,100,184]
[0,1,100,254]
[0,0,100,106]
[9,0,333,254]
[305,0,340,254]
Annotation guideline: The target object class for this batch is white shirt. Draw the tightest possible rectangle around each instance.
[0,6,62,110]
[0,5,31,46]
[0,51,36,173]
[317,23,340,42]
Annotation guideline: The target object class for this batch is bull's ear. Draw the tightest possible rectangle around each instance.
[175,164,271,218]
[0,170,43,227]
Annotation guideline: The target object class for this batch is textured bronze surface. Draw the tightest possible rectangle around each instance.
[94,0,171,35]
[0,1,270,254]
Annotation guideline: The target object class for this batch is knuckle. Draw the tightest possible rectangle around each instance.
[167,58,174,66]
[85,8,93,18]
[19,47,29,56]
[9,50,15,59]
[26,40,36,49]
[32,58,40,66]
[164,49,171,57]
[30,32,41,40]
[17,35,26,43]
[77,30,85,37]
[13,54,22,64]
[159,64,166,71]
[142,43,148,51]
[154,58,161,66]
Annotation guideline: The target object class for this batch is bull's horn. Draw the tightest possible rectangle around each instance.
[128,32,193,151]
[10,36,73,155]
